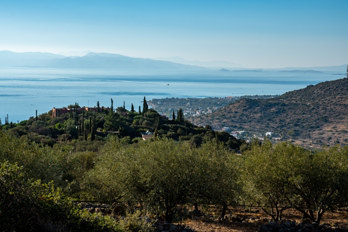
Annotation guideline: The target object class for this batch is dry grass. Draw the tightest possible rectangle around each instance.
[180,206,348,232]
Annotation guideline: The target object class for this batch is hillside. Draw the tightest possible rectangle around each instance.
[149,96,276,119]
[190,78,348,147]
[1,102,244,151]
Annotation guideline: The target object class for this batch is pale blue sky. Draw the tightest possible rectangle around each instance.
[0,0,347,68]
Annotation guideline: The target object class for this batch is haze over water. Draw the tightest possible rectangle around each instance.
[1,1,347,123]
[0,68,341,123]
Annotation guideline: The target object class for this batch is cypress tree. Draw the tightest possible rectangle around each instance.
[172,111,176,120]
[110,98,114,113]
[91,116,96,141]
[123,101,126,109]
[142,96,148,114]
[139,106,141,114]
[75,111,79,125]
[35,110,38,121]
[78,122,81,135]
[154,116,160,139]
[5,114,9,125]
[177,108,184,123]
[131,104,135,113]
[97,101,100,112]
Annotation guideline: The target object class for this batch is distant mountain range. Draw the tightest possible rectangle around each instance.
[0,50,346,75]
[190,77,348,147]
[0,51,64,67]
[0,51,207,75]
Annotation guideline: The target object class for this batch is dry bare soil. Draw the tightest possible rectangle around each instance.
[182,206,348,232]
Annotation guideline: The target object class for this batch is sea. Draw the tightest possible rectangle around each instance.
[0,67,343,123]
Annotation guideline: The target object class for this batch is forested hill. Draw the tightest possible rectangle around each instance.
[1,101,244,151]
[191,78,348,147]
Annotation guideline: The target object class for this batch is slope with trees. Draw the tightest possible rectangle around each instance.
[1,92,348,230]
[243,141,348,224]
[1,98,244,152]
[1,124,348,230]
[191,78,348,147]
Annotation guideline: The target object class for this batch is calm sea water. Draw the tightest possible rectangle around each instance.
[0,68,341,122]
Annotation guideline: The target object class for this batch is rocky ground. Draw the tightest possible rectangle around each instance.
[178,207,348,232]
[78,203,348,232]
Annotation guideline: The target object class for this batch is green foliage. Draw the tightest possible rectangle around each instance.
[68,103,80,109]
[0,131,69,187]
[64,118,78,139]
[4,102,244,152]
[91,116,96,141]
[243,141,348,223]
[176,108,184,123]
[143,96,149,113]
[190,134,203,148]
[2,112,348,226]
[0,161,123,232]
[118,210,155,232]
[104,113,120,131]
[190,142,242,218]
[284,145,348,223]
[110,98,114,113]
[0,130,102,197]
[243,140,293,221]
[85,138,241,222]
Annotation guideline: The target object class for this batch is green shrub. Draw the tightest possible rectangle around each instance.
[84,138,241,222]
[243,141,348,223]
[118,210,155,232]
[0,161,123,232]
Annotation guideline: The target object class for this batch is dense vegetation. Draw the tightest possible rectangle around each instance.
[191,78,348,147]
[0,96,348,231]
[1,98,243,151]
[1,125,348,230]
[148,95,276,120]
[243,141,348,223]
[0,161,123,232]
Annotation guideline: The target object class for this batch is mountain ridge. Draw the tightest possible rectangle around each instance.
[0,50,207,74]
[190,77,348,147]
[0,50,345,73]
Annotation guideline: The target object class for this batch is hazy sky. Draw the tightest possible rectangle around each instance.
[0,0,347,68]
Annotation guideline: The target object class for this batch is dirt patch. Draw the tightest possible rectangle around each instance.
[180,207,348,232]
[184,220,258,232]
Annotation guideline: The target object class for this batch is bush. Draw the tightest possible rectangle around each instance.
[243,141,348,223]
[0,161,123,232]
[84,139,241,222]
[118,210,155,232]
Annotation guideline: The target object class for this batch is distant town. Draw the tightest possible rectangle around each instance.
[149,95,278,142]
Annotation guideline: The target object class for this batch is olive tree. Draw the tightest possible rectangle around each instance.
[192,142,241,219]
[285,145,348,223]
[0,130,71,189]
[85,138,242,222]
[243,141,293,221]
[243,141,348,223]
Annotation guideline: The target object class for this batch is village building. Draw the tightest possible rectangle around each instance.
[51,106,109,118]
[141,130,154,140]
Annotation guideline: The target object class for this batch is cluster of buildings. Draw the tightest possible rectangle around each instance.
[51,106,110,118]
[221,127,279,142]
